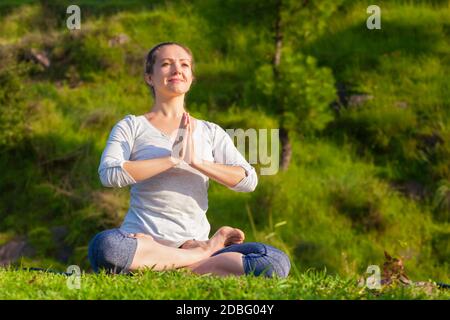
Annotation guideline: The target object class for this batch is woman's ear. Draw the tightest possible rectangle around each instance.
[144,73,153,87]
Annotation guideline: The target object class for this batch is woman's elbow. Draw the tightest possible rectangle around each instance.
[229,172,258,193]
[245,169,258,192]
[247,175,258,192]
[99,174,116,188]
[238,182,257,193]
[99,169,127,188]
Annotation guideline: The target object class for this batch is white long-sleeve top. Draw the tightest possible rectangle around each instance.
[98,115,258,247]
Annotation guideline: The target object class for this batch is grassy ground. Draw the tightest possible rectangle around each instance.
[0,267,448,300]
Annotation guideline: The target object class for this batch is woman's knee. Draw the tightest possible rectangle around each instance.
[267,249,291,278]
[211,242,291,278]
[245,245,291,278]
[88,229,138,274]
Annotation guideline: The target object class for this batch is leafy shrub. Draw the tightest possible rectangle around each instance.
[49,30,126,82]
[431,230,450,265]
[0,72,31,151]
[330,183,385,233]
[433,180,450,222]
[27,226,56,257]
[255,50,336,135]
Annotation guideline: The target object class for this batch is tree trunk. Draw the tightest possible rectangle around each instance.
[280,127,292,170]
[273,0,283,81]
[273,0,292,171]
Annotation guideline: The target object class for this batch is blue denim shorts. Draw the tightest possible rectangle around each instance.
[88,229,137,274]
[88,229,291,278]
[212,242,291,278]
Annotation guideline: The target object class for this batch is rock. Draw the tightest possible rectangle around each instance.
[395,101,408,109]
[390,180,427,200]
[419,132,443,149]
[30,48,51,68]
[333,83,374,111]
[0,238,35,266]
[108,33,129,47]
[0,226,73,266]
[50,226,73,263]
[347,94,374,107]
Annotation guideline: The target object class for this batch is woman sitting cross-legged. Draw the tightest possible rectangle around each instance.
[88,42,291,278]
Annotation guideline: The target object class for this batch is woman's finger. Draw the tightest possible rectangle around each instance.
[179,113,186,129]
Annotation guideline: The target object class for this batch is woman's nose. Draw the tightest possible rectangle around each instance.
[172,62,182,73]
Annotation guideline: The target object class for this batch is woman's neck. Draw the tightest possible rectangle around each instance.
[151,94,186,118]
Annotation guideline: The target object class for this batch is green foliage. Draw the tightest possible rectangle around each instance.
[306,1,450,230]
[0,4,42,43]
[256,51,336,134]
[330,103,418,157]
[282,0,344,46]
[0,63,30,149]
[431,228,449,266]
[27,227,56,257]
[328,174,386,233]
[433,180,450,222]
[47,29,126,82]
[245,137,446,281]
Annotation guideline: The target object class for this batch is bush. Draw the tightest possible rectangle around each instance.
[255,49,336,135]
[0,63,30,149]
[27,227,56,257]
[49,29,126,82]
[433,180,450,222]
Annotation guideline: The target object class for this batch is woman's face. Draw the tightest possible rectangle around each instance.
[146,45,194,98]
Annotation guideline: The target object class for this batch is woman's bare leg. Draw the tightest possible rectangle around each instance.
[128,227,243,271]
[184,252,245,276]
[179,228,245,277]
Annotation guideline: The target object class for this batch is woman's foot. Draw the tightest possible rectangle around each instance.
[180,227,245,252]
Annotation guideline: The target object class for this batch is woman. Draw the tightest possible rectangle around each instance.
[88,42,291,278]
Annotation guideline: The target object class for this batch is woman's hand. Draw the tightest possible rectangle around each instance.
[170,113,249,188]
[171,112,201,166]
[184,113,201,167]
[171,113,189,164]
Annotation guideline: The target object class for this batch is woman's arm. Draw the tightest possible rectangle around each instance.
[190,160,246,188]
[100,114,193,187]
[185,116,258,192]
[99,115,183,187]
[124,112,193,182]
[122,156,180,182]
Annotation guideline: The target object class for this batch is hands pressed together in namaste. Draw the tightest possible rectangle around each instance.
[171,112,200,167]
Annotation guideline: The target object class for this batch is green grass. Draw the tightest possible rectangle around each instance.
[0,267,448,300]
[306,1,450,187]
